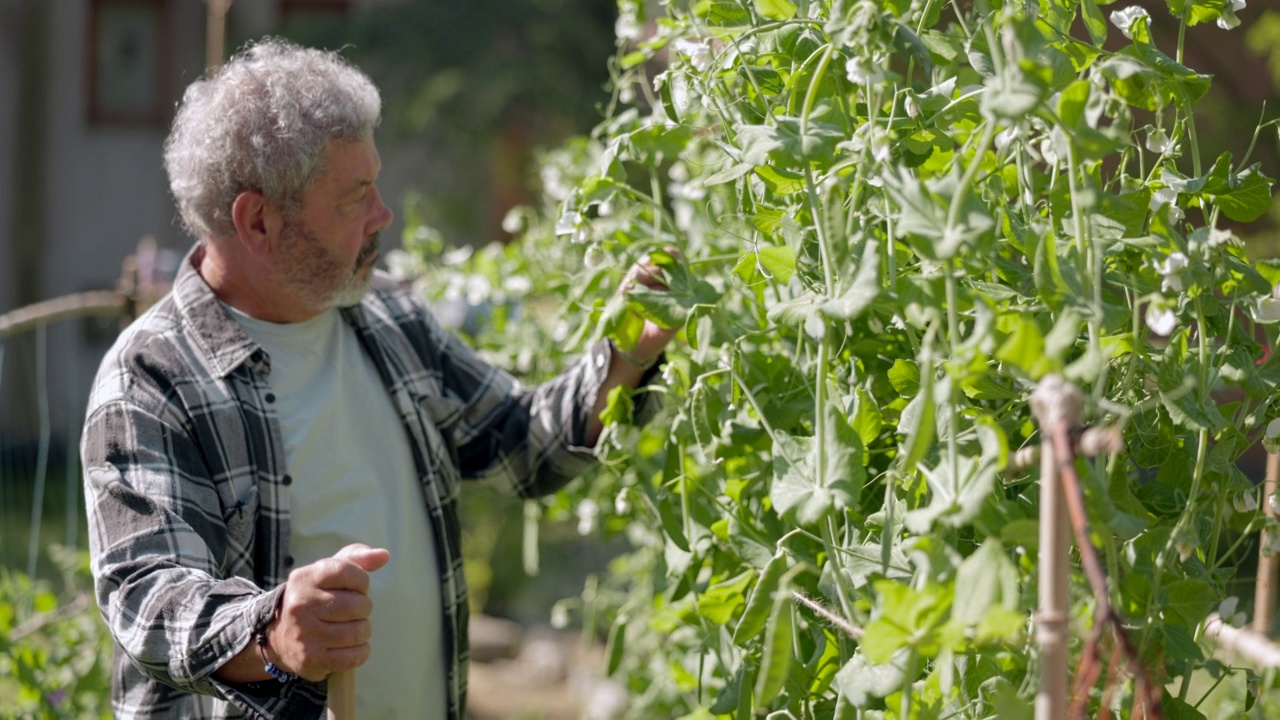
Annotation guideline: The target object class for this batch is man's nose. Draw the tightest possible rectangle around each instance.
[368,185,393,234]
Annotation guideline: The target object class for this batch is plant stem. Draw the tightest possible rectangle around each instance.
[943,263,961,496]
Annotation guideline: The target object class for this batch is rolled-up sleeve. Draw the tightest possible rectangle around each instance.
[82,400,307,714]
[424,309,663,498]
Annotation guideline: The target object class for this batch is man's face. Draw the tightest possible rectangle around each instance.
[275,138,393,311]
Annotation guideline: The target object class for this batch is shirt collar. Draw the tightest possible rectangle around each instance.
[172,243,264,378]
[172,242,379,379]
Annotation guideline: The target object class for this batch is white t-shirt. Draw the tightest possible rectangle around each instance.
[231,306,446,719]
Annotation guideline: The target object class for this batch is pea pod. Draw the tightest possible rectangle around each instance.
[605,616,627,676]
[752,576,796,708]
[732,551,788,646]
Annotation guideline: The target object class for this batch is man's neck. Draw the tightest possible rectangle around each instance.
[196,239,323,324]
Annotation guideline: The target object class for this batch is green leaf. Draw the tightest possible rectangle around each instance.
[626,286,688,329]
[1163,695,1209,720]
[758,245,797,284]
[952,539,1019,625]
[888,359,920,396]
[754,0,797,21]
[851,388,884,452]
[1210,163,1274,223]
[897,367,936,472]
[698,570,757,625]
[981,66,1044,120]
[996,313,1055,378]
[1163,579,1218,628]
[695,0,752,27]
[599,385,635,428]
[833,651,908,705]
[702,162,754,186]
[1081,0,1108,45]
[770,398,865,524]
[1057,80,1091,131]
[863,580,953,663]
[822,239,881,320]
[754,166,807,195]
[1165,0,1229,27]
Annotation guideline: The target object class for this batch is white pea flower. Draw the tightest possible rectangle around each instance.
[614,489,632,516]
[1153,252,1189,293]
[845,56,885,85]
[1233,491,1258,514]
[503,275,532,295]
[576,499,600,536]
[904,92,919,118]
[1149,187,1177,212]
[383,249,420,281]
[1110,6,1150,39]
[675,39,713,72]
[555,210,581,236]
[1145,304,1177,336]
[550,602,571,629]
[616,1,643,40]
[995,126,1022,151]
[1146,127,1170,154]
[1218,0,1246,30]
[1252,296,1280,324]
[442,245,474,266]
[1039,137,1060,167]
[871,134,891,164]
[1219,596,1248,626]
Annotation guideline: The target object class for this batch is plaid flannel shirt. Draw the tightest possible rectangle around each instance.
[82,245,660,719]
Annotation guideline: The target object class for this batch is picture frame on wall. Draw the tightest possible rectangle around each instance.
[87,0,172,126]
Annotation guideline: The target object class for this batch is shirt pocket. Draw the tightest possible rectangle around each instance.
[220,482,259,577]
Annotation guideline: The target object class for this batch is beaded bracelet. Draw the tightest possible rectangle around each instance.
[610,340,659,371]
[257,630,297,683]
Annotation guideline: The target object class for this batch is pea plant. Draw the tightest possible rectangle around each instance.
[401,0,1280,716]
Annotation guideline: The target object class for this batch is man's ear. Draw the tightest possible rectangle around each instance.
[230,190,283,257]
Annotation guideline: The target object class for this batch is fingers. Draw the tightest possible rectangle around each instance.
[267,546,391,680]
[334,543,392,573]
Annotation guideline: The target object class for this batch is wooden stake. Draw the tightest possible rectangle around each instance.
[1031,377,1076,720]
[1255,452,1279,637]
[327,670,356,719]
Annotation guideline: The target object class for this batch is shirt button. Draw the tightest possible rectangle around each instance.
[265,393,276,404]
[283,555,295,569]
[282,475,293,486]
[595,353,606,369]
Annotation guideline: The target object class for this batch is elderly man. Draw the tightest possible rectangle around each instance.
[82,39,671,719]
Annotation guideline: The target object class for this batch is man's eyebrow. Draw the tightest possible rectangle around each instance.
[341,179,374,198]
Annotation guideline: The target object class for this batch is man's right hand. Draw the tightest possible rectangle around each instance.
[265,544,391,682]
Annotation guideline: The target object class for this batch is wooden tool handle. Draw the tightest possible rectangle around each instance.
[326,670,356,719]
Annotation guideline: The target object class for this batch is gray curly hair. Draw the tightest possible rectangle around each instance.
[164,38,382,240]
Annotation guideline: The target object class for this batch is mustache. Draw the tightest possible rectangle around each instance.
[355,234,381,266]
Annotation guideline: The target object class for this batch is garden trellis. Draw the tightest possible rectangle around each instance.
[394,0,1280,716]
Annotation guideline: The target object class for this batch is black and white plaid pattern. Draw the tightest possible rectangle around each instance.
[82,244,660,719]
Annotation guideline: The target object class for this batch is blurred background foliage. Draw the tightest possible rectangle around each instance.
[275,0,621,247]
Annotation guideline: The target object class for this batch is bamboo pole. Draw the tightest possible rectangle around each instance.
[1206,613,1280,668]
[327,670,356,719]
[0,291,125,340]
[206,0,232,72]
[1255,451,1279,636]
[1031,377,1076,720]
